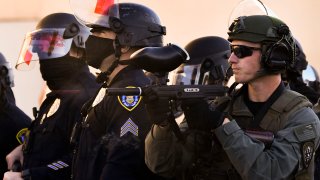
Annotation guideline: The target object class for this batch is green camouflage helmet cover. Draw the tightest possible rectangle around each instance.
[228,15,289,43]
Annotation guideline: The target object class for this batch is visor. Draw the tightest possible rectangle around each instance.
[228,0,277,28]
[171,64,201,85]
[69,0,119,29]
[303,65,320,83]
[16,28,73,70]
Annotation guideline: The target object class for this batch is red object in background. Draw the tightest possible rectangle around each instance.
[24,50,32,65]
[94,0,114,14]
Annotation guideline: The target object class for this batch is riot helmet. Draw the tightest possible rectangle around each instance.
[15,13,91,90]
[71,1,166,83]
[16,13,90,70]
[71,1,166,47]
[228,15,296,74]
[171,36,231,85]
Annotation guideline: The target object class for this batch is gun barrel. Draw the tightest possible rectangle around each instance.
[107,87,142,96]
[106,85,228,99]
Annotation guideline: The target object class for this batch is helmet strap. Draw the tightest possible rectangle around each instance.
[96,37,122,85]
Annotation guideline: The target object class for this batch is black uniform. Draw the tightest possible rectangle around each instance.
[73,65,161,180]
[0,88,31,176]
[22,70,99,180]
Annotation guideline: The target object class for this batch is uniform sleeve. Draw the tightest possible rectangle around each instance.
[23,155,71,180]
[214,107,320,180]
[145,124,195,179]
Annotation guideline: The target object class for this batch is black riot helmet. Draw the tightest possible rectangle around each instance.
[171,36,231,85]
[228,15,296,74]
[72,2,166,48]
[16,13,90,70]
[0,53,14,87]
[16,13,91,90]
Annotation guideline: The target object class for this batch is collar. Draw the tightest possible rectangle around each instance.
[107,65,141,86]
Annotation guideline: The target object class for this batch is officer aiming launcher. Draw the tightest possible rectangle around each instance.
[104,43,229,99]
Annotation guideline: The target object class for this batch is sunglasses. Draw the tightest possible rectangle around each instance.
[230,45,261,59]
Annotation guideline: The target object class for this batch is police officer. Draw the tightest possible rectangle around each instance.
[144,36,231,179]
[0,53,31,177]
[145,15,320,179]
[70,2,166,180]
[4,13,99,180]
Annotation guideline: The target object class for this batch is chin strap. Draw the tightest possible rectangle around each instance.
[96,37,122,85]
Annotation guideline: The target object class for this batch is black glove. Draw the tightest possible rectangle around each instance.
[181,99,226,131]
[143,86,171,125]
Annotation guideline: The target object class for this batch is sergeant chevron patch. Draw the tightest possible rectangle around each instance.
[117,86,142,111]
[47,161,69,171]
[120,118,138,137]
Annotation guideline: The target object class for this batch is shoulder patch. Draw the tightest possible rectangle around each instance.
[302,141,315,168]
[294,124,316,142]
[16,128,29,144]
[117,86,142,111]
[92,88,106,107]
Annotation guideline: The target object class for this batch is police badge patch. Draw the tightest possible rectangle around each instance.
[16,128,29,144]
[302,141,315,168]
[294,124,317,168]
[117,86,142,111]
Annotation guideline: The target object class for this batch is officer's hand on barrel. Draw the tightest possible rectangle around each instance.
[143,86,170,125]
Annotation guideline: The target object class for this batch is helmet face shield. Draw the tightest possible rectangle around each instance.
[171,64,201,85]
[69,0,119,28]
[16,28,73,70]
[303,65,320,83]
[228,0,278,28]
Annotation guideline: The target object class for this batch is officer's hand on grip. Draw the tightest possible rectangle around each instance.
[6,145,23,170]
[181,99,227,131]
[143,86,171,125]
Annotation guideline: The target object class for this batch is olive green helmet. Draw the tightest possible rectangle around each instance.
[228,15,296,74]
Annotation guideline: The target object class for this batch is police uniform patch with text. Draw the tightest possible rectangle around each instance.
[120,118,138,137]
[117,86,142,111]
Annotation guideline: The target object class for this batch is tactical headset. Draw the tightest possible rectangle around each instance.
[261,24,296,74]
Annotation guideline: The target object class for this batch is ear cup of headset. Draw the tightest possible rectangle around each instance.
[263,24,295,73]
[264,42,290,72]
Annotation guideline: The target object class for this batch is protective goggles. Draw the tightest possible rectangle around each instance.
[230,45,261,59]
[16,28,73,70]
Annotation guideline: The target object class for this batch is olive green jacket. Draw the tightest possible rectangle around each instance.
[145,88,320,180]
